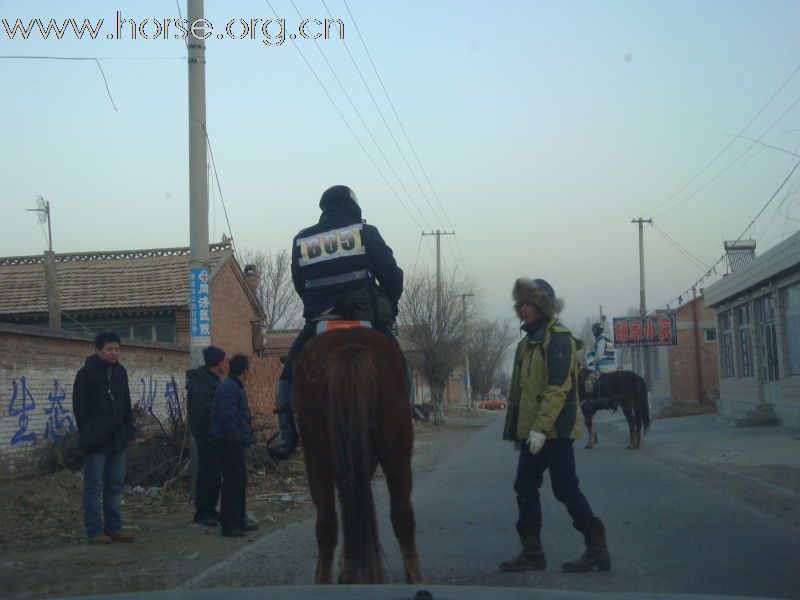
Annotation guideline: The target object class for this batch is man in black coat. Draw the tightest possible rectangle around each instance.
[211,354,257,537]
[72,332,136,544]
[268,185,404,461]
[186,345,226,526]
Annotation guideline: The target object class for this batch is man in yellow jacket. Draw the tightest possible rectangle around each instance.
[500,278,611,573]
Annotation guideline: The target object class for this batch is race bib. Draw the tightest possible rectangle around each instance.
[296,224,366,266]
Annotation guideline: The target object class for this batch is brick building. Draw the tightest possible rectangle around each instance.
[704,231,800,427]
[649,295,720,412]
[0,241,282,474]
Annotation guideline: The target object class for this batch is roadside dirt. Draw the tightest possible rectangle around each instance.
[0,409,492,599]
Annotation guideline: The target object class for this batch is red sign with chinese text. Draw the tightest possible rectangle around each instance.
[613,314,677,346]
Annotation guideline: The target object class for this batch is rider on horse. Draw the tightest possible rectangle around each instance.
[584,321,616,398]
[268,185,404,461]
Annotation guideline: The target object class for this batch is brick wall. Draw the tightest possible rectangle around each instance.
[0,323,189,477]
[667,297,720,404]
[209,260,280,432]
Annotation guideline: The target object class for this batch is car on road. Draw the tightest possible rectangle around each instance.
[480,394,507,410]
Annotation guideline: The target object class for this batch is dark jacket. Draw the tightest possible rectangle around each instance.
[186,366,222,442]
[503,316,582,443]
[291,208,404,320]
[211,376,252,447]
[72,354,135,453]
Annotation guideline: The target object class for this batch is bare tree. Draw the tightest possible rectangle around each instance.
[398,270,476,425]
[467,319,515,402]
[239,248,302,330]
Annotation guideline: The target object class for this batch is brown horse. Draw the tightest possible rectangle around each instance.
[578,368,650,449]
[292,326,423,585]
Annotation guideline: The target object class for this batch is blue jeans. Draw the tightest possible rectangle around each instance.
[83,450,126,537]
[514,438,595,534]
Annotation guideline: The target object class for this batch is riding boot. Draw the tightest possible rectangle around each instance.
[499,522,546,571]
[561,518,611,572]
[268,380,298,461]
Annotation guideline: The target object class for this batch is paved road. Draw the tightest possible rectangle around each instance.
[186,414,800,599]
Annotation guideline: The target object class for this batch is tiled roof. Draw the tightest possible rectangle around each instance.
[0,244,232,317]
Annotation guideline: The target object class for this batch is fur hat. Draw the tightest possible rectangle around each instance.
[512,278,564,318]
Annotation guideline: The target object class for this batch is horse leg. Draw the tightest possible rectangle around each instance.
[634,407,642,449]
[621,402,635,449]
[582,407,595,449]
[380,452,423,584]
[304,448,338,584]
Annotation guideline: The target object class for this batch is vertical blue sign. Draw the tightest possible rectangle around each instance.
[189,267,211,346]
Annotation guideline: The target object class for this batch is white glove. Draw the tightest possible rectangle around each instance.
[527,430,546,455]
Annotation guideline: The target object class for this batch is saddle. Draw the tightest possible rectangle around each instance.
[315,319,372,335]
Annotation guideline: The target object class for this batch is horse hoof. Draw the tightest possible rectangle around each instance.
[626,445,634,450]
[584,443,592,449]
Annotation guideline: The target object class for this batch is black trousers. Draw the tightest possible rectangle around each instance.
[218,441,247,531]
[193,435,221,521]
[514,438,596,535]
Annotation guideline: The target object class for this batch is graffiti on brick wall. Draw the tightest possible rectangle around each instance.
[43,379,74,443]
[7,377,75,447]
[138,375,158,412]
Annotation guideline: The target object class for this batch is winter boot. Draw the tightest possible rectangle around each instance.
[499,522,547,571]
[268,379,298,461]
[562,518,611,572]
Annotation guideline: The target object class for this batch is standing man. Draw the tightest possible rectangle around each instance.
[72,332,136,544]
[186,345,225,527]
[500,278,611,572]
[268,185,403,461]
[211,354,257,538]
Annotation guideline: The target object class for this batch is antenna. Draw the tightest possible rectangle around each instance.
[26,196,52,251]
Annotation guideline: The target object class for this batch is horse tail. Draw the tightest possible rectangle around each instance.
[636,373,650,433]
[325,342,384,584]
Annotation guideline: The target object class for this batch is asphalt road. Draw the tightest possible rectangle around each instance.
[185,414,800,599]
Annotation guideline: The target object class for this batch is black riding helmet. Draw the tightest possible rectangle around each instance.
[319,185,362,220]
[592,322,604,337]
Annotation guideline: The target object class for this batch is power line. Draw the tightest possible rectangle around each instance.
[287,0,433,231]
[0,55,118,110]
[204,129,237,260]
[643,63,800,217]
[320,0,449,230]
[655,159,800,310]
[263,0,425,232]
[341,0,467,268]
[650,221,709,272]
[654,91,800,219]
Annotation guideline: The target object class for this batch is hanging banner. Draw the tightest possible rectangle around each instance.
[613,313,677,347]
[189,266,211,346]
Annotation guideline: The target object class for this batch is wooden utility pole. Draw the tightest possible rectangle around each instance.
[422,230,455,340]
[461,292,474,408]
[631,218,653,390]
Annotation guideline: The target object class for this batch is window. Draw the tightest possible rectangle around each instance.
[704,329,717,342]
[156,323,177,343]
[719,311,735,378]
[737,304,754,378]
[786,283,800,376]
[757,294,779,382]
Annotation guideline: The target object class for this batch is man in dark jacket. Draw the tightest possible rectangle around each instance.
[72,332,136,544]
[211,354,257,537]
[268,185,404,461]
[186,345,226,526]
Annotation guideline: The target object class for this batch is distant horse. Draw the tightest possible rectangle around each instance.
[292,326,423,585]
[577,368,650,449]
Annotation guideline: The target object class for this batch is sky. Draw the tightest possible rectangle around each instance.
[2,0,800,329]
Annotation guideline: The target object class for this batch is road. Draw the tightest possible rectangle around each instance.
[184,414,800,599]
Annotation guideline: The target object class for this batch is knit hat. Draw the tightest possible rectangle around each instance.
[202,345,226,367]
[512,278,564,318]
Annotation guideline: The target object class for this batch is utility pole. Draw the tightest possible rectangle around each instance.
[422,229,455,339]
[631,218,653,390]
[27,197,60,328]
[461,292,475,409]
[188,0,210,367]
